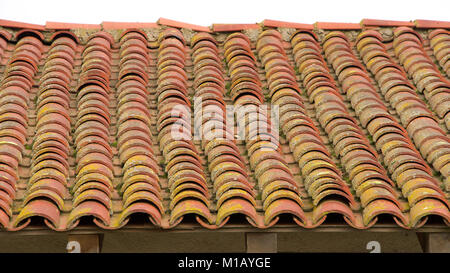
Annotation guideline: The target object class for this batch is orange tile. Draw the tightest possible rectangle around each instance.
[0,19,44,30]
[0,29,12,40]
[157,17,210,32]
[262,19,313,29]
[46,21,101,29]
[102,21,158,30]
[414,19,450,28]
[212,23,260,32]
[361,18,415,27]
[315,22,361,30]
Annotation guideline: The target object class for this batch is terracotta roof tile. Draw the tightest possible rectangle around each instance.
[0,29,12,41]
[212,23,260,32]
[157,18,211,32]
[262,19,313,29]
[45,21,101,30]
[49,30,81,43]
[356,29,450,219]
[361,18,415,27]
[102,21,158,30]
[415,19,450,29]
[428,29,450,78]
[0,19,45,30]
[315,22,362,30]
[14,28,45,41]
[322,30,449,227]
[290,30,403,227]
[0,18,449,231]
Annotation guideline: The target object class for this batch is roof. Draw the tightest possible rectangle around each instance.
[0,18,449,231]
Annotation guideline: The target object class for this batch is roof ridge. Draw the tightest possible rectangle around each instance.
[0,18,449,32]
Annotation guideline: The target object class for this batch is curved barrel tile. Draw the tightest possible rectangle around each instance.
[156,28,213,227]
[223,31,307,227]
[393,27,450,131]
[322,31,450,228]
[0,33,43,229]
[428,29,450,78]
[115,30,164,228]
[18,36,77,230]
[356,29,450,190]
[191,32,258,227]
[0,30,12,61]
[290,30,406,228]
[67,31,114,229]
[256,29,358,227]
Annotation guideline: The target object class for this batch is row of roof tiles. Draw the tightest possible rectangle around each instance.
[321,30,448,227]
[290,30,404,226]
[0,18,450,33]
[0,21,448,231]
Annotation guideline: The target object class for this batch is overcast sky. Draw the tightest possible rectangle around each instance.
[0,0,448,26]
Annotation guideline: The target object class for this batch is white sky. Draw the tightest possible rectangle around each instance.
[0,0,448,26]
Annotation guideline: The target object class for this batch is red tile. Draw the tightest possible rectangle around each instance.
[102,21,158,30]
[315,22,362,30]
[15,29,45,41]
[262,19,313,29]
[157,17,210,32]
[0,19,44,30]
[414,19,450,29]
[361,18,415,27]
[212,23,260,32]
[46,21,101,30]
[0,29,12,40]
[49,30,80,43]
